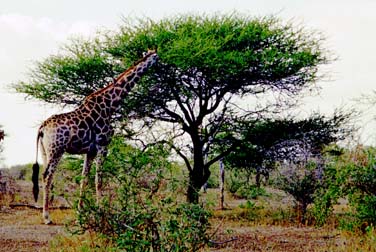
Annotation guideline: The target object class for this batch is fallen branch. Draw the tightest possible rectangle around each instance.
[209,236,238,245]
[8,203,71,210]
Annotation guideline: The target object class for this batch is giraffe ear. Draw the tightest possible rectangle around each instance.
[143,49,157,57]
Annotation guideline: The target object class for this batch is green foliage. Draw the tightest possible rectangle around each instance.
[222,112,352,178]
[309,148,347,226]
[225,169,250,194]
[132,15,322,79]
[339,147,376,230]
[224,169,268,199]
[308,146,376,230]
[311,169,341,226]
[73,136,211,251]
[205,163,220,189]
[236,185,268,200]
[239,200,256,209]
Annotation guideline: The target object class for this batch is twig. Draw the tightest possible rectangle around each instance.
[209,237,238,245]
[8,203,71,210]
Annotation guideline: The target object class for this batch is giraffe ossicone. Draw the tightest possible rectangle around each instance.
[32,50,158,224]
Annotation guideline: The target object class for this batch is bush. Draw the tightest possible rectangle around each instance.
[311,159,342,227]
[205,164,220,189]
[276,160,322,223]
[225,169,249,195]
[73,137,211,251]
[234,185,268,200]
[341,147,376,230]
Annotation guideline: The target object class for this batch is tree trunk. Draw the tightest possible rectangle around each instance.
[186,159,211,203]
[255,172,261,188]
[187,179,200,203]
[187,165,211,203]
[186,130,211,203]
[219,159,225,210]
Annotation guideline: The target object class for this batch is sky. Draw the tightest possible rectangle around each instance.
[0,0,375,166]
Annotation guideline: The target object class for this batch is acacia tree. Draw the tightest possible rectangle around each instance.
[219,113,352,222]
[222,112,352,187]
[15,14,329,203]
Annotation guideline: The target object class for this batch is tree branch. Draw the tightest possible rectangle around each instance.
[172,145,192,173]
[171,85,194,127]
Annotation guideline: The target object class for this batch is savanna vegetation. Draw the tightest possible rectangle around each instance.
[1,13,375,251]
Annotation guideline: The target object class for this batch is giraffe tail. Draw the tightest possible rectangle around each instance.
[32,130,42,202]
[32,163,39,202]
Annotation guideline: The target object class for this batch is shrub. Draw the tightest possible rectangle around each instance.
[73,137,211,251]
[311,159,342,227]
[203,163,220,189]
[276,161,322,223]
[234,185,268,200]
[225,169,249,195]
[341,147,376,230]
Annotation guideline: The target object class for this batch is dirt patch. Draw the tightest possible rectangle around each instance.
[209,225,341,252]
[0,208,68,252]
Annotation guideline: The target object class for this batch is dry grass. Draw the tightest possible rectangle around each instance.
[2,181,376,252]
[0,208,73,252]
[49,232,117,252]
[201,189,376,252]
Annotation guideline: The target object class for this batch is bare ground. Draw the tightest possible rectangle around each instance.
[0,208,67,252]
[0,181,349,251]
[209,224,342,251]
[0,179,71,252]
[0,208,342,252]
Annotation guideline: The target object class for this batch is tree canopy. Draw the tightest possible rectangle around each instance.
[221,112,352,179]
[15,14,331,203]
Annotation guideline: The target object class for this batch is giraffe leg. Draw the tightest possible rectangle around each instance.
[42,154,62,225]
[95,147,108,205]
[78,152,96,209]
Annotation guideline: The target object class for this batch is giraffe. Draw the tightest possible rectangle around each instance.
[32,50,158,224]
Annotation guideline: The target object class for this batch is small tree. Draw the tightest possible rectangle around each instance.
[217,112,352,223]
[15,14,330,203]
[276,157,321,223]
[221,112,352,186]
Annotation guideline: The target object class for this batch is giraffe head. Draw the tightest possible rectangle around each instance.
[142,49,159,67]
[126,49,158,78]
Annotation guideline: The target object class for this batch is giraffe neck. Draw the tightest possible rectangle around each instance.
[81,51,158,118]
